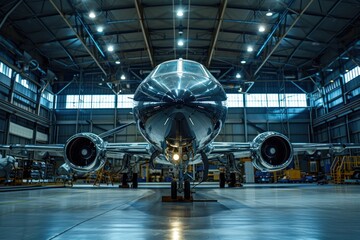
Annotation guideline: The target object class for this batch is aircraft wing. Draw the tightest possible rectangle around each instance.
[210,131,360,172]
[0,135,151,172]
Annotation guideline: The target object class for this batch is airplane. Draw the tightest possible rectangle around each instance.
[0,58,359,199]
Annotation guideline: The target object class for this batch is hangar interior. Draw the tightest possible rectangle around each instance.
[0,0,360,186]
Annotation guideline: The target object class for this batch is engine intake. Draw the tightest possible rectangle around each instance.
[64,133,106,172]
[251,132,293,172]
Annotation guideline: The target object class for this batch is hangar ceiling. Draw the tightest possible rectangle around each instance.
[0,0,359,93]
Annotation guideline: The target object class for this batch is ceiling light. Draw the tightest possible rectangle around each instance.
[177,39,184,47]
[115,60,121,65]
[121,74,126,80]
[107,45,114,52]
[178,24,184,35]
[236,73,241,79]
[241,60,246,64]
[89,11,96,19]
[97,26,104,33]
[266,10,273,17]
[258,25,266,32]
[177,9,184,17]
[247,46,253,52]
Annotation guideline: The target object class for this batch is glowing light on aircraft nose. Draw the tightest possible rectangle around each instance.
[173,153,180,161]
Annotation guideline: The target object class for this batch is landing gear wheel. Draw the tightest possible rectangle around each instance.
[132,173,138,188]
[171,180,177,199]
[229,172,236,187]
[120,173,129,188]
[219,172,225,188]
[184,180,191,200]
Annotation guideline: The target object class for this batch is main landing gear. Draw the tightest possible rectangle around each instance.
[168,179,191,201]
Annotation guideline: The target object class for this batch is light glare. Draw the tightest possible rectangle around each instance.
[97,26,103,33]
[89,11,96,18]
[173,153,180,161]
[177,9,184,17]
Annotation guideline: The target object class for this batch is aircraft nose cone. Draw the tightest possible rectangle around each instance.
[164,89,196,103]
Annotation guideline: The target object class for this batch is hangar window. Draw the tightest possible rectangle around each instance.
[0,62,12,78]
[117,94,133,108]
[246,94,268,107]
[344,66,360,83]
[226,94,244,107]
[279,94,307,107]
[65,95,115,109]
[40,91,54,109]
[241,93,307,107]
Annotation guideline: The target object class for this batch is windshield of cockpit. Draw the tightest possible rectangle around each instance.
[151,59,211,78]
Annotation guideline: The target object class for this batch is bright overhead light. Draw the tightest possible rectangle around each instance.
[173,153,180,161]
[89,11,96,19]
[177,39,184,47]
[115,60,121,65]
[236,73,241,79]
[121,74,126,80]
[97,26,104,33]
[107,45,114,52]
[177,9,184,17]
[258,25,266,32]
[247,46,254,52]
[241,60,246,64]
[266,10,273,17]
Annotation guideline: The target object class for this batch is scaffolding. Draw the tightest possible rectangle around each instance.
[330,156,360,184]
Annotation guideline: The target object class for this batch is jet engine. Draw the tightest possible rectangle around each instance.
[64,133,106,172]
[251,132,293,172]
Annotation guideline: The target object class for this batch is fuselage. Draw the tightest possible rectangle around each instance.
[133,59,227,164]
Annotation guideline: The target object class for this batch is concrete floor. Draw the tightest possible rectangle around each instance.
[1,183,360,240]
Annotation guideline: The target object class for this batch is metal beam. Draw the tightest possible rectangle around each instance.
[206,0,227,67]
[49,0,107,76]
[0,0,23,29]
[284,0,342,67]
[23,1,79,70]
[254,0,314,76]
[135,0,155,67]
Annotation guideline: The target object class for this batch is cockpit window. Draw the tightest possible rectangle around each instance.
[152,59,209,78]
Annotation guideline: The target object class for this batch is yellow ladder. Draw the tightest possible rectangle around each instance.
[331,156,360,184]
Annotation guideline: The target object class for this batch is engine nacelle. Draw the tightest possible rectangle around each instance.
[251,132,293,172]
[64,133,106,172]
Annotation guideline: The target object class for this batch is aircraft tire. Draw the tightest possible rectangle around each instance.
[229,172,236,187]
[219,172,225,188]
[171,180,177,199]
[184,180,191,200]
[132,173,138,188]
